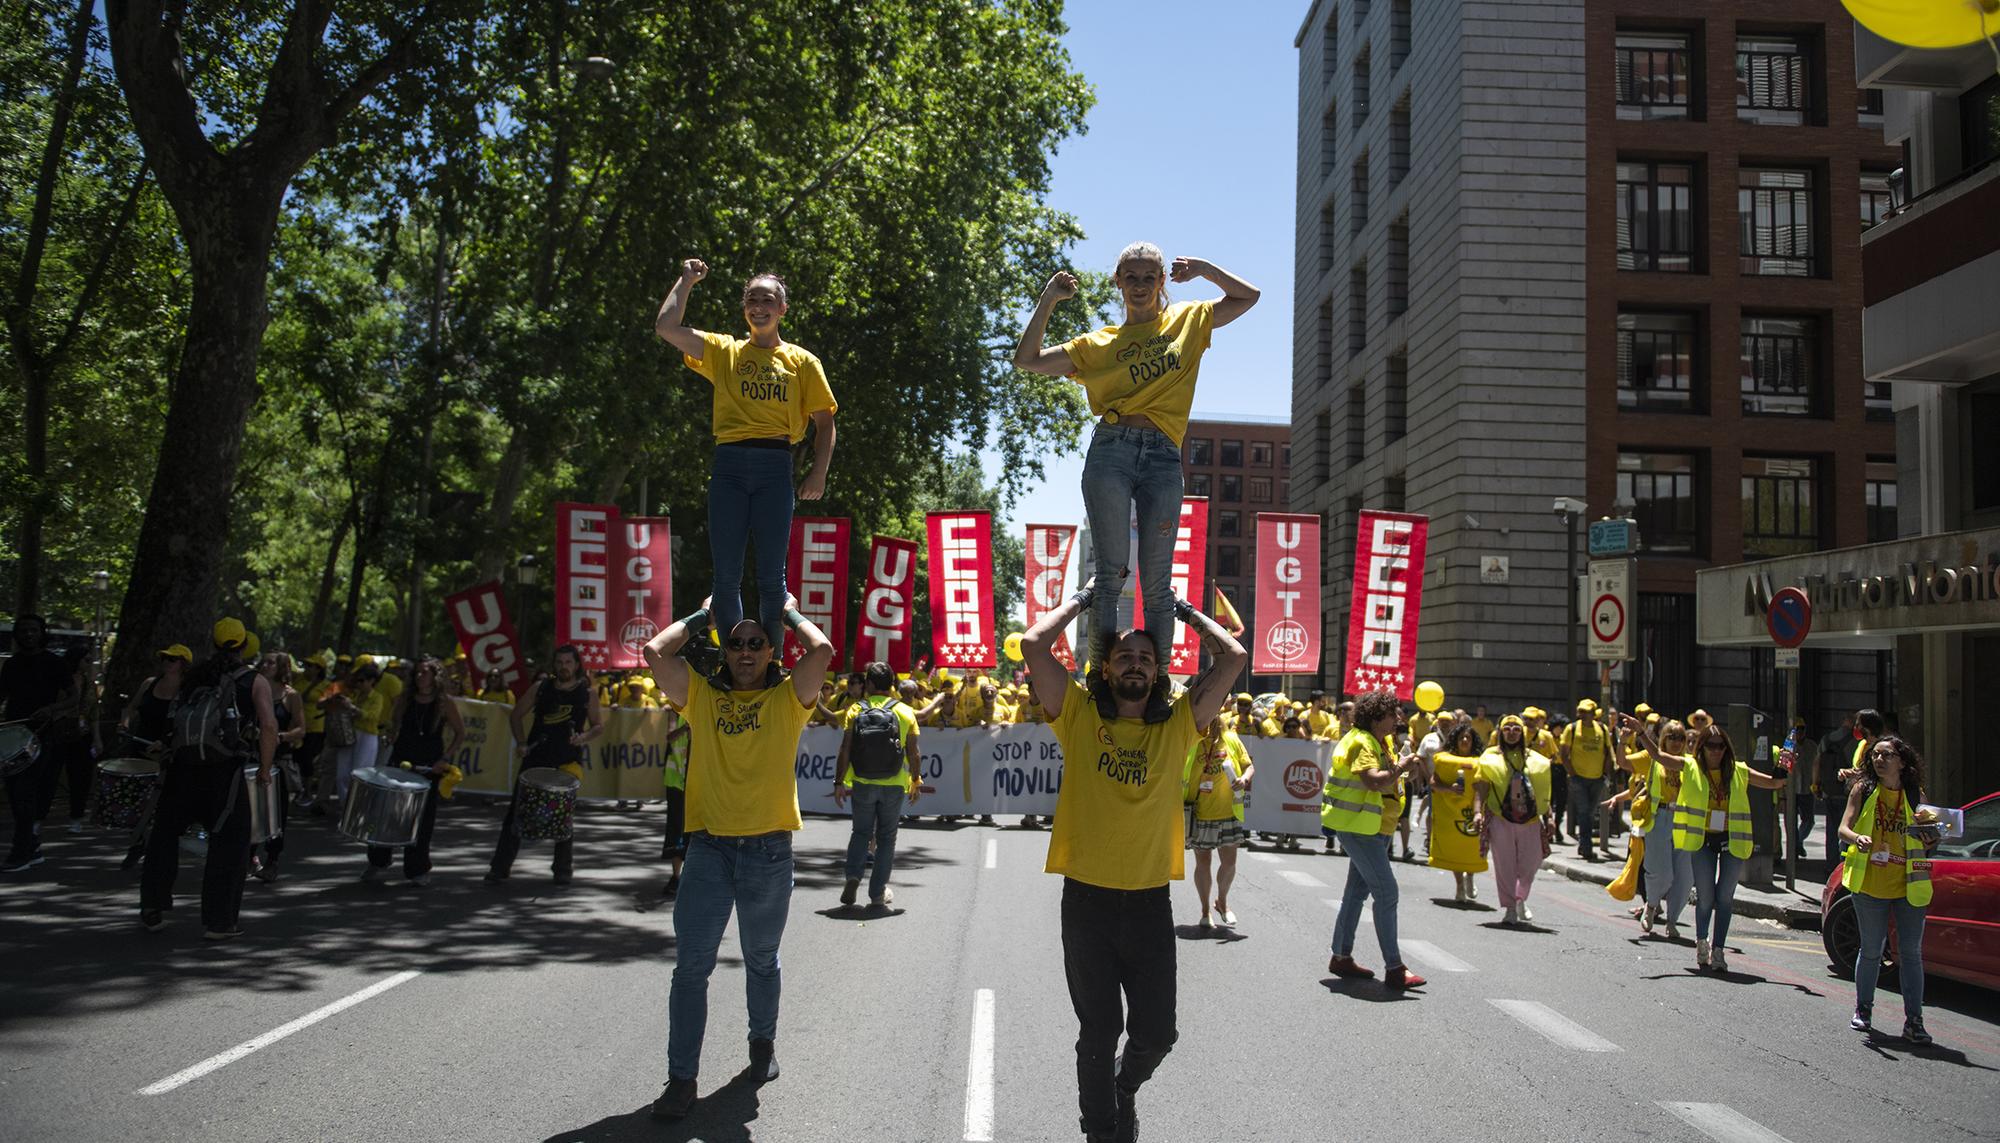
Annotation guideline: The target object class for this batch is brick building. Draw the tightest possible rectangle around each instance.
[1182,416,1292,687]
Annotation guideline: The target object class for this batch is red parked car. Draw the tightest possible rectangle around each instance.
[1822,790,2000,991]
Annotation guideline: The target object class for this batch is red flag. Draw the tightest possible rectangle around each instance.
[784,517,851,668]
[1133,498,1209,675]
[611,516,673,669]
[556,502,675,670]
[926,511,996,669]
[1024,523,1078,670]
[854,536,919,672]
[445,581,530,697]
[1253,513,1322,675]
[1343,510,1429,700]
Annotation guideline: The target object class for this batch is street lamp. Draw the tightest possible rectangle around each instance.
[1553,498,1585,711]
[90,568,110,668]
[514,555,538,642]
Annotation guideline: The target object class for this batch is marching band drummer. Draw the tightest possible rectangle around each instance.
[485,646,603,886]
[367,657,464,886]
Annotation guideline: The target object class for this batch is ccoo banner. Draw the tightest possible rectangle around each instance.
[555,503,674,670]
[927,511,996,669]
[853,535,919,672]
[445,581,530,697]
[1133,498,1210,675]
[1343,510,1428,701]
[1024,524,1079,670]
[784,517,851,669]
[1253,513,1322,675]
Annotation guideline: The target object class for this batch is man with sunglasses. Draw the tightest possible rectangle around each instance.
[485,645,604,885]
[641,598,833,1122]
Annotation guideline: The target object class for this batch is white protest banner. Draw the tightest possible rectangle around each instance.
[1239,735,1330,836]
[792,725,1035,818]
[447,698,679,801]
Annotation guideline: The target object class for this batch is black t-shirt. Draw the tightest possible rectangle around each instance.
[527,679,590,765]
[1,649,71,721]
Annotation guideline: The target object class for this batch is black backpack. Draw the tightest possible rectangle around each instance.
[849,700,904,780]
[169,664,255,763]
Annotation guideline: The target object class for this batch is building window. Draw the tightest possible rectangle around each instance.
[1616,311,1697,412]
[1740,315,1819,416]
[1322,6,1338,77]
[1860,168,1894,231]
[1618,451,1699,554]
[1220,439,1243,467]
[1858,87,1885,122]
[1317,298,1335,389]
[1283,444,1291,466]
[1742,456,1820,558]
[1188,473,1211,498]
[1737,36,1813,126]
[1615,31,1693,119]
[1386,215,1408,318]
[1346,383,1366,464]
[1314,409,1332,483]
[1865,460,1898,543]
[1353,43,1371,128]
[1963,73,2000,171]
[1187,438,1212,466]
[1250,441,1274,467]
[1321,101,1339,177]
[1389,96,1410,187]
[1218,510,1241,539]
[1391,0,1410,71]
[1866,380,1894,421]
[1349,262,1368,356]
[1739,167,1817,277]
[1220,474,1242,503]
[1249,476,1273,502]
[1320,200,1336,272]
[1351,152,1370,237]
[1217,546,1241,579]
[1280,478,1291,503]
[1385,353,1407,441]
[1616,160,1696,272]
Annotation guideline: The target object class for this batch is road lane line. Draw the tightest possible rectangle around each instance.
[1399,940,1474,972]
[963,989,996,1142]
[1487,999,1621,1052]
[1323,897,1372,914]
[138,970,422,1095]
[983,839,997,869]
[1659,1102,1795,1143]
[1279,869,1328,888]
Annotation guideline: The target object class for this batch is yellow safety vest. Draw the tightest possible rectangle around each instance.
[1840,787,1934,907]
[1322,729,1386,833]
[1673,762,1752,858]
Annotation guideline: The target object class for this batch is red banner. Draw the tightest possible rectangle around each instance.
[926,511,996,669]
[784,517,851,668]
[1253,513,1322,675]
[1023,523,1078,670]
[853,535,919,672]
[1343,510,1429,700]
[1132,498,1210,674]
[555,502,673,671]
[445,581,530,697]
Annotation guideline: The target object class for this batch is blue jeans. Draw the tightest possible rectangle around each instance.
[1641,813,1693,925]
[709,444,795,648]
[1080,424,1183,664]
[667,830,795,1080]
[1690,844,1744,947]
[1853,893,1926,1020]
[1330,832,1402,968]
[843,783,905,900]
[1569,774,1606,854]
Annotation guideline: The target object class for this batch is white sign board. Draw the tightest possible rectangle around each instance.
[1239,737,1331,836]
[1587,558,1635,661]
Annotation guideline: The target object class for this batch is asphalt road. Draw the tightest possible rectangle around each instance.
[3,802,1997,1142]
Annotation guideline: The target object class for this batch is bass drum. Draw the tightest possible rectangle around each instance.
[94,757,162,830]
[339,766,430,847]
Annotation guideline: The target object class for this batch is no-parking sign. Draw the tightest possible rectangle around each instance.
[1767,586,1812,649]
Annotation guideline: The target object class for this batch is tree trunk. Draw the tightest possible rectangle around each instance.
[304,506,353,652]
[479,426,532,582]
[594,459,631,507]
[339,436,398,653]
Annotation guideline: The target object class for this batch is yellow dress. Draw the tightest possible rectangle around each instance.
[1427,751,1488,873]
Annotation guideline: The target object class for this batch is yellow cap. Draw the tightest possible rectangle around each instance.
[1235,693,1253,702]
[212,617,247,649]
[1634,702,1654,716]
[159,644,194,662]
[1576,698,1599,714]
[243,632,261,659]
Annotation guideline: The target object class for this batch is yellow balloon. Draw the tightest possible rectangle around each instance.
[1003,633,1024,662]
[1843,0,2000,49]
[1414,680,1445,713]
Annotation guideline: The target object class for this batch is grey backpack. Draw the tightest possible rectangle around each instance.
[169,665,255,762]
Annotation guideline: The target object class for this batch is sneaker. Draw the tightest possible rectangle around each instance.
[870,887,894,909]
[660,873,681,899]
[253,861,280,884]
[748,1037,779,1082]
[649,1077,697,1120]
[203,926,242,942]
[1327,954,1375,979]
[840,878,859,906]
[361,865,387,883]
[1850,1007,1872,1033]
[2,852,45,873]
[1520,904,1534,922]
[1711,947,1730,973]
[1218,908,1237,927]
[1466,880,1477,900]
[1696,939,1711,969]
[978,814,996,826]
[66,818,85,835]
[1114,1085,1139,1143]
[408,873,430,887]
[1902,1018,1932,1045]
[140,909,165,932]
[1384,965,1428,990]
[551,868,572,886]
[1503,903,1520,925]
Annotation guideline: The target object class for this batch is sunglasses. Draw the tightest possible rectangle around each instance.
[726,637,770,651]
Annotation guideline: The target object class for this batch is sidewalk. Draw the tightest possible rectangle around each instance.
[1539,838,1830,929]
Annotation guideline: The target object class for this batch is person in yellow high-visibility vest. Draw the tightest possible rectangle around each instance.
[1837,734,1939,1043]
[1623,714,1790,973]
[1633,717,1694,941]
[1323,689,1429,989]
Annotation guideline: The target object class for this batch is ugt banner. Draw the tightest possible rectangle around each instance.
[1132,497,1209,675]
[1024,523,1079,670]
[784,517,851,669]
[926,511,996,669]
[1344,510,1429,701]
[555,502,674,670]
[1253,513,1322,675]
[853,535,919,672]
[445,581,530,697]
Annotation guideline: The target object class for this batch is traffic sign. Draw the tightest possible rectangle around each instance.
[1775,646,1801,669]
[1588,518,1639,558]
[1767,586,1812,649]
[1586,557,1634,661]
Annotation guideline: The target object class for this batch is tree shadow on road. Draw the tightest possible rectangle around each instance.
[542,1071,765,1142]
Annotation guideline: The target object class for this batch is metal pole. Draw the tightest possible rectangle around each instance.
[1784,665,1799,893]
[1599,659,1613,849]
[1565,512,1579,711]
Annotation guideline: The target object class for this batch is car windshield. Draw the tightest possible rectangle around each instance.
[1931,795,2000,860]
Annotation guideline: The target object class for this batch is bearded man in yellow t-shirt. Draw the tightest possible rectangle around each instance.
[1021,577,1245,1143]
[641,597,833,1122]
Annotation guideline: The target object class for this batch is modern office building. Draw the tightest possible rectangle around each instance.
[1292,0,1897,720]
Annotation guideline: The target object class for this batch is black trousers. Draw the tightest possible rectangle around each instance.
[60,739,94,819]
[4,750,62,860]
[1061,878,1176,1137]
[368,780,442,877]
[1550,764,1570,825]
[295,732,326,798]
[661,786,687,860]
[489,774,573,876]
[140,761,251,930]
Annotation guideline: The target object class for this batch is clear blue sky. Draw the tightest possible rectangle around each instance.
[987,0,1301,531]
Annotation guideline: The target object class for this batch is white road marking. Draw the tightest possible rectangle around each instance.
[1487,999,1622,1052]
[983,839,997,869]
[1324,897,1372,914]
[1399,940,1474,972]
[1279,869,1328,888]
[1659,1103,1796,1143]
[137,970,422,1095]
[1246,851,1284,863]
[963,989,996,1142]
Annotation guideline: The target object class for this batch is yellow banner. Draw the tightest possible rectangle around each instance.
[446,698,680,800]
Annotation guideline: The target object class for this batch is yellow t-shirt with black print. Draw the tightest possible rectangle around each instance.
[1046,680,1197,890]
[683,674,814,836]
[1060,300,1216,447]
[683,331,838,444]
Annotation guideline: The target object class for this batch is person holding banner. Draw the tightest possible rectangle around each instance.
[1184,717,1253,930]
[655,258,838,651]
[485,647,604,885]
[831,661,922,909]
[1471,715,1556,926]
[1020,579,1244,1143]
[1011,244,1259,674]
[1323,690,1429,989]
[641,600,833,1122]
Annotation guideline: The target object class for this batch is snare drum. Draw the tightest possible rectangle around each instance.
[339,766,430,847]
[94,757,161,829]
[517,767,581,841]
[241,765,284,845]
[0,723,40,778]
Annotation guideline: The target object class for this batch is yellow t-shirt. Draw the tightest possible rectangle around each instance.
[1560,719,1609,780]
[300,680,330,733]
[1307,708,1337,740]
[354,688,391,736]
[683,331,838,444]
[375,671,404,705]
[1533,728,1560,766]
[1471,717,1496,747]
[1059,300,1216,447]
[1184,730,1250,821]
[841,695,921,789]
[682,674,814,836]
[1046,680,1198,890]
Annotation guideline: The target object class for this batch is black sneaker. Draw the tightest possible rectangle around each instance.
[1114,1086,1139,1143]
[649,1077,697,1121]
[140,910,165,932]
[1903,1018,1933,1045]
[748,1037,779,1083]
[840,878,859,906]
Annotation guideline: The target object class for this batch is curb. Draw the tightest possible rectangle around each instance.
[1539,853,1823,929]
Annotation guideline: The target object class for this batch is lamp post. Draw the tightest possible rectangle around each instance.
[90,569,110,675]
[515,555,539,647]
[1553,498,1586,712]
